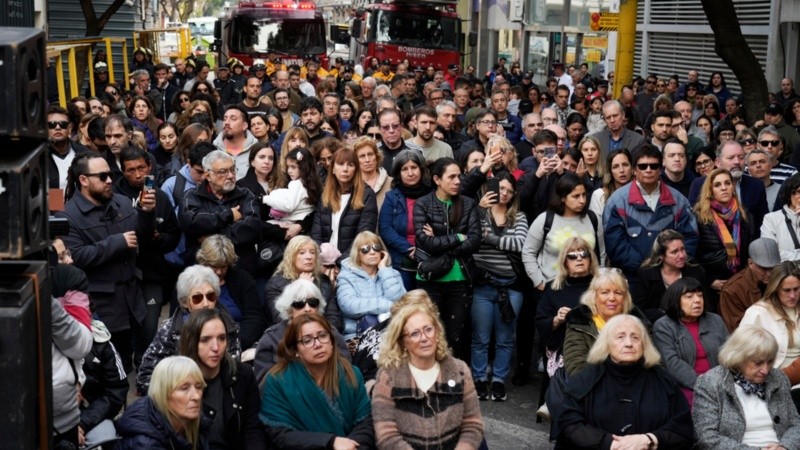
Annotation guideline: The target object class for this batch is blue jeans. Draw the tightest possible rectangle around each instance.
[471,283,523,383]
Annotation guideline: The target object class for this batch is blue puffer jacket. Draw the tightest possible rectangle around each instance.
[336,257,406,340]
[115,397,208,450]
[603,182,698,275]
[379,189,414,270]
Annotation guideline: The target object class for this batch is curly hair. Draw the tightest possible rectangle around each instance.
[377,290,450,369]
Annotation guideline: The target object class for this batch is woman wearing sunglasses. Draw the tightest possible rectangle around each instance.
[255,278,350,384]
[135,264,241,396]
[337,231,406,348]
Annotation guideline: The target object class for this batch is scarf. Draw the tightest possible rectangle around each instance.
[710,199,741,273]
[592,314,607,331]
[397,182,431,200]
[131,117,158,151]
[260,360,371,436]
[732,371,766,400]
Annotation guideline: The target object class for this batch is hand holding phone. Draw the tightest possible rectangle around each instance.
[486,177,500,204]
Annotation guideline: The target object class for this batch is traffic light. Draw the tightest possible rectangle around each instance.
[590,12,601,31]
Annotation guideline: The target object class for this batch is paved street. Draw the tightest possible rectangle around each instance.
[480,373,553,449]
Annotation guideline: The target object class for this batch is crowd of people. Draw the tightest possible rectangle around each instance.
[44,45,800,449]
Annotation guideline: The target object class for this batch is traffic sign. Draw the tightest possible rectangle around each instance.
[583,36,608,49]
[589,12,619,31]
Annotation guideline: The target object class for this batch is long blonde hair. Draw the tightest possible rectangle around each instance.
[148,356,206,449]
[275,235,323,281]
[551,237,599,290]
[377,290,450,369]
[693,168,747,225]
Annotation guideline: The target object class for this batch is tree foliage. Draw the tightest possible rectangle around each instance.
[700,0,768,124]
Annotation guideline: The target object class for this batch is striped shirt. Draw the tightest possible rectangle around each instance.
[474,210,529,278]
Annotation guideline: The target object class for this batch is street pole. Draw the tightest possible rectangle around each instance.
[613,0,637,99]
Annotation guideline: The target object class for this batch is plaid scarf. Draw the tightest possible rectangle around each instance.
[710,199,741,273]
[733,370,766,400]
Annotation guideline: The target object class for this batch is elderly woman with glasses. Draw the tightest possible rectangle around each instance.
[254,278,349,384]
[260,313,374,449]
[336,231,405,346]
[372,291,484,449]
[556,315,694,449]
[135,265,241,396]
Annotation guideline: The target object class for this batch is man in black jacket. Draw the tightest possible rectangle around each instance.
[179,150,261,275]
[114,146,181,366]
[59,153,156,372]
[47,105,89,190]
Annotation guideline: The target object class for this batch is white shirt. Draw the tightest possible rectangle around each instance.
[409,361,440,393]
[52,148,76,189]
[735,384,780,447]
[329,193,351,249]
[636,180,661,212]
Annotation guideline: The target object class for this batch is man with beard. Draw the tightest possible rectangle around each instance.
[688,140,768,233]
[270,96,327,152]
[113,146,180,368]
[361,76,377,110]
[213,105,257,180]
[237,76,271,117]
[435,101,466,155]
[272,88,298,132]
[47,105,89,189]
[104,114,134,179]
[180,150,260,274]
[59,153,156,373]
[153,63,180,121]
[269,70,302,114]
[404,106,453,164]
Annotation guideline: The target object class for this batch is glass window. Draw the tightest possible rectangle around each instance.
[230,10,326,54]
[368,10,460,51]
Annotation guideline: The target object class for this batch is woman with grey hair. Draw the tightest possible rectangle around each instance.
[253,278,349,384]
[693,325,800,449]
[556,314,694,449]
[135,264,241,395]
[195,234,264,349]
[378,149,431,291]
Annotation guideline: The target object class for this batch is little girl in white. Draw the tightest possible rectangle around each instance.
[263,147,321,224]
[586,95,607,134]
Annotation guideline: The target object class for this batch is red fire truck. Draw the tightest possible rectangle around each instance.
[212,0,329,69]
[346,0,476,70]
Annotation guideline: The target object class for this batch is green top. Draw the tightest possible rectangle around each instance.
[416,198,467,282]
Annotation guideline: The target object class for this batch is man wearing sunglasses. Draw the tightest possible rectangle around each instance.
[757,126,797,184]
[59,153,157,373]
[47,105,90,190]
[377,108,410,172]
[757,102,800,164]
[604,144,698,279]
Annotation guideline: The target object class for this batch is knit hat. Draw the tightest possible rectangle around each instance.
[464,107,484,126]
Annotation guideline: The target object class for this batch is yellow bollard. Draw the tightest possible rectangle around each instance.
[613,0,637,100]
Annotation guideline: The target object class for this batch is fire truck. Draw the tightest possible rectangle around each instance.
[345,0,476,70]
[212,0,329,69]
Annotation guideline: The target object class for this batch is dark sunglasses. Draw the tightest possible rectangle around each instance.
[738,138,757,146]
[190,291,218,304]
[83,171,113,182]
[636,163,662,171]
[359,243,383,255]
[367,133,381,139]
[760,140,780,147]
[107,90,119,96]
[48,120,70,130]
[291,297,320,309]
[566,250,590,260]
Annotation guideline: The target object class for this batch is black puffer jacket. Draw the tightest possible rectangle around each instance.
[695,218,751,283]
[203,359,267,450]
[264,273,344,333]
[412,192,482,281]
[310,187,378,263]
[224,267,265,350]
[115,397,209,450]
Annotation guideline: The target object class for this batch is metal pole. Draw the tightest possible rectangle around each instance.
[613,0,637,100]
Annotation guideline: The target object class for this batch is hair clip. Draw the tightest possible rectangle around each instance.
[295,152,304,161]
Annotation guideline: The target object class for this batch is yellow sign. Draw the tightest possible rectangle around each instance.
[585,49,602,62]
[583,36,608,49]
[589,12,619,31]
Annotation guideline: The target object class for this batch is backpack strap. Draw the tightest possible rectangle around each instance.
[783,209,800,250]
[172,172,188,211]
[541,210,555,246]
[586,209,601,258]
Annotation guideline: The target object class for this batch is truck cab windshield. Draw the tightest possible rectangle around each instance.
[230,12,326,55]
[369,10,459,51]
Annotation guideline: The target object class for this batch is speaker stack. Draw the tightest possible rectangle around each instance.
[0,27,53,450]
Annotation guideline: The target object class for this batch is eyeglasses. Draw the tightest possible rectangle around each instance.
[299,331,331,347]
[106,90,119,96]
[83,171,113,182]
[738,138,756,146]
[429,96,444,101]
[636,162,662,171]
[210,167,237,176]
[478,120,498,126]
[404,325,436,342]
[359,243,383,254]
[48,121,70,129]
[291,297,320,310]
[656,83,665,88]
[695,159,714,168]
[196,88,210,93]
[179,97,190,103]
[367,133,381,139]
[190,291,218,305]
[566,250,590,260]
[760,140,781,147]
[380,123,401,131]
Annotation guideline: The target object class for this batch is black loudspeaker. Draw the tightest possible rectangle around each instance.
[0,142,49,259]
[0,28,46,140]
[0,261,52,450]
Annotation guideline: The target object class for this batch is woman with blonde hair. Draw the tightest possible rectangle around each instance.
[694,168,750,306]
[260,313,374,449]
[557,315,694,449]
[372,292,484,449]
[740,261,800,386]
[117,356,207,449]
[264,235,343,332]
[336,231,405,344]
